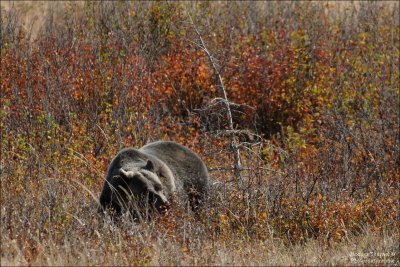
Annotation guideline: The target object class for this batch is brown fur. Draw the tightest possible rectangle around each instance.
[99,141,210,218]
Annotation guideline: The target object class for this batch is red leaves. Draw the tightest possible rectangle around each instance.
[152,41,215,116]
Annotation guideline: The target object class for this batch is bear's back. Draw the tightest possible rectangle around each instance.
[140,141,210,196]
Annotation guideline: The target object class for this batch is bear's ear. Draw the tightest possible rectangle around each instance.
[144,160,154,171]
[119,169,131,178]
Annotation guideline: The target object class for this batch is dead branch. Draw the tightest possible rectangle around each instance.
[188,15,243,183]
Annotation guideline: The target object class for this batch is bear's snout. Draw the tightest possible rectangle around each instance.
[148,191,170,212]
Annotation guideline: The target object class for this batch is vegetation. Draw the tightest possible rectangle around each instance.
[1,1,399,266]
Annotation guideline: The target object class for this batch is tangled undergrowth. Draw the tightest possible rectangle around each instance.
[1,1,399,266]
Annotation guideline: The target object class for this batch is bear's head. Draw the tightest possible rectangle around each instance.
[99,160,170,219]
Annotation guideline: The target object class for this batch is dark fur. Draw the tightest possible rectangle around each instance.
[99,141,210,218]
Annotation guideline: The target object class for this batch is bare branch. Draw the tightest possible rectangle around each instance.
[188,14,243,183]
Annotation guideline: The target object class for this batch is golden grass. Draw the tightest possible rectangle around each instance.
[2,223,398,266]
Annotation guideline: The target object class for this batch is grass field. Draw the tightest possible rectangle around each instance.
[1,1,399,266]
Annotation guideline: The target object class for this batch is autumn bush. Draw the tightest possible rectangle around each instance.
[1,1,399,266]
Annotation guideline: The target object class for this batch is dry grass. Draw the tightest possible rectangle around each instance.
[1,191,398,267]
[2,222,398,266]
[1,165,398,266]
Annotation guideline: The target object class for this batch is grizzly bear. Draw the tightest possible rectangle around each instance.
[99,141,210,219]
